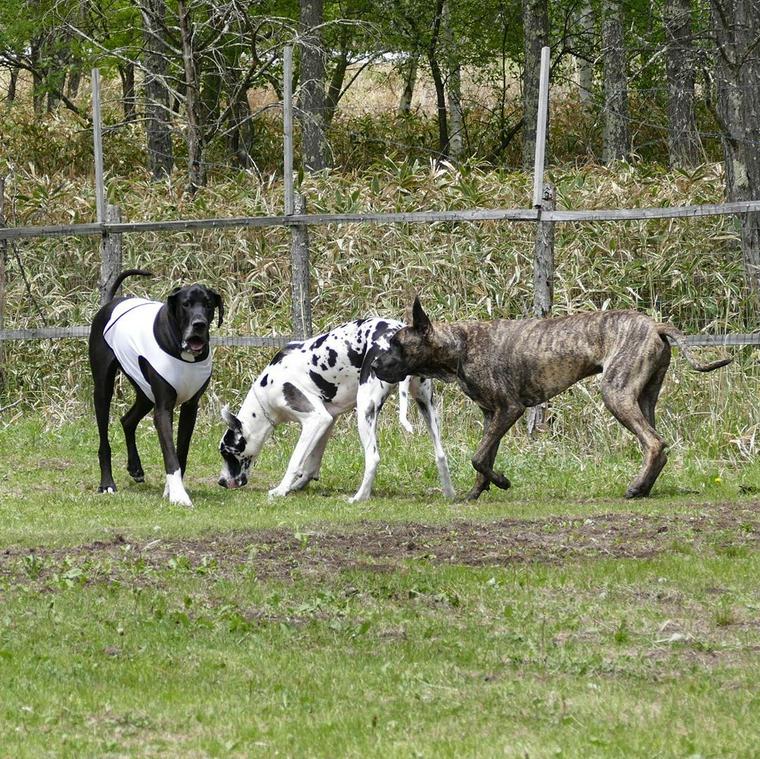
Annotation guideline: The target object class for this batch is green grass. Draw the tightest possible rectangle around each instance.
[0,416,759,756]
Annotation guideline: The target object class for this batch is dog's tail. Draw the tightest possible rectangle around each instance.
[107,269,152,302]
[657,324,733,372]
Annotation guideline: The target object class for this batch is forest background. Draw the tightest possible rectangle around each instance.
[1,0,760,417]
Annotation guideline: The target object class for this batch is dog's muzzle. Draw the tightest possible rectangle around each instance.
[218,473,247,489]
[372,356,406,384]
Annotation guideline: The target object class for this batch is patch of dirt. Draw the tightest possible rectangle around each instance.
[1,502,759,585]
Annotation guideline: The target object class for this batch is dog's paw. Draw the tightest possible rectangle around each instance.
[492,473,511,490]
[98,485,117,494]
[348,491,370,504]
[128,468,145,483]
[170,494,193,508]
[268,487,288,499]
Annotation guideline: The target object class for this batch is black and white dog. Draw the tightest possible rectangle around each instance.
[89,269,223,507]
[218,318,455,502]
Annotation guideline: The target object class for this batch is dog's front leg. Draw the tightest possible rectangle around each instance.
[467,404,524,500]
[176,385,206,475]
[350,382,388,503]
[153,404,193,508]
[409,377,455,499]
[269,411,334,499]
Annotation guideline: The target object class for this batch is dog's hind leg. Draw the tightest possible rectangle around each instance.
[120,391,153,482]
[467,404,525,500]
[638,345,671,429]
[91,353,119,494]
[409,377,455,498]
[600,370,667,498]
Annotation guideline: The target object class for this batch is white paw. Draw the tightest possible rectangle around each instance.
[268,487,288,499]
[400,419,414,434]
[170,492,193,508]
[348,491,370,504]
[164,470,192,507]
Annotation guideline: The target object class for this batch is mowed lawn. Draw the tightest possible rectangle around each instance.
[1,416,759,757]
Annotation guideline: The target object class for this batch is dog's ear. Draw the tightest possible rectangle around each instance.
[167,286,183,320]
[411,296,432,335]
[207,288,224,327]
[221,405,242,433]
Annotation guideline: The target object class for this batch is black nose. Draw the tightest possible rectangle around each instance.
[192,319,207,331]
[218,477,228,488]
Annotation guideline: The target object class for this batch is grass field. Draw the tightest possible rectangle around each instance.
[1,409,759,758]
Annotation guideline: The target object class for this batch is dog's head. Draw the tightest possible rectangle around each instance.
[372,296,439,383]
[168,284,224,359]
[218,406,254,489]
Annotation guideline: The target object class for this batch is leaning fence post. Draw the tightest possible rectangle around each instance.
[527,45,553,436]
[283,44,312,339]
[99,204,123,305]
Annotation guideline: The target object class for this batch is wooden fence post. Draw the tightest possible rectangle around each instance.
[290,193,312,339]
[0,176,6,393]
[99,204,123,305]
[527,182,556,436]
[283,44,312,339]
[533,183,556,318]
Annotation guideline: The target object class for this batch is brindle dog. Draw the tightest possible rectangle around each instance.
[372,297,732,501]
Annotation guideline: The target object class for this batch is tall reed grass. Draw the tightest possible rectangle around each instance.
[1,159,756,468]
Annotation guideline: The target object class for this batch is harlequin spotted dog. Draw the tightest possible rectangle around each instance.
[218,318,455,502]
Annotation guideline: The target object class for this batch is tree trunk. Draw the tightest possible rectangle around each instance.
[664,0,701,168]
[6,68,18,103]
[228,90,255,169]
[299,0,330,172]
[522,0,549,169]
[601,0,629,163]
[427,0,449,159]
[398,54,418,115]
[141,0,174,179]
[324,29,350,127]
[178,0,205,194]
[711,0,760,295]
[67,65,82,100]
[119,62,137,122]
[576,2,594,105]
[444,1,464,162]
[30,37,44,115]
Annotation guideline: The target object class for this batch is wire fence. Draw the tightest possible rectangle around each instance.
[1,50,759,351]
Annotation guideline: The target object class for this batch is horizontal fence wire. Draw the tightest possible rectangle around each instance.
[3,198,760,241]
[0,327,291,348]
[0,327,756,347]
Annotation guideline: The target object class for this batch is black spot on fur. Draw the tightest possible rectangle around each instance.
[283,382,315,413]
[371,320,389,343]
[311,333,329,350]
[260,373,269,387]
[309,370,338,402]
[311,354,319,366]
[345,341,364,369]
[326,348,338,368]
[221,428,246,454]
[270,342,301,365]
